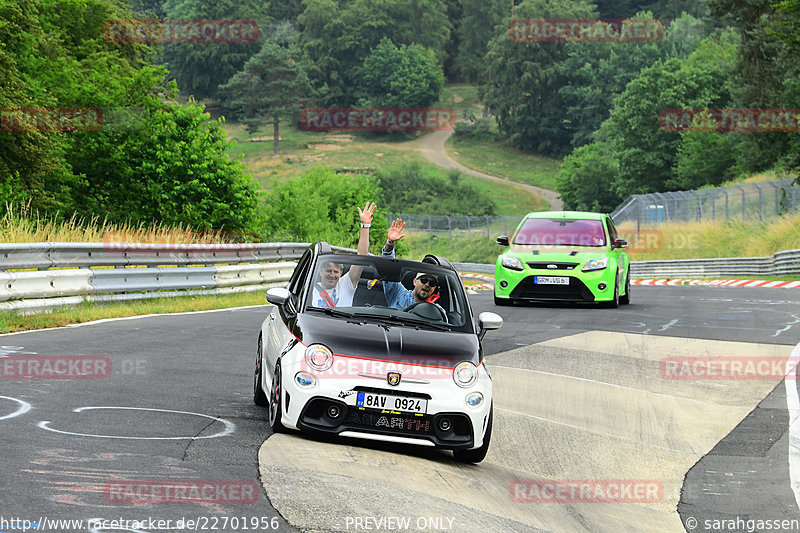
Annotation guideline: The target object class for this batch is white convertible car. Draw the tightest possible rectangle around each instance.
[254,242,502,463]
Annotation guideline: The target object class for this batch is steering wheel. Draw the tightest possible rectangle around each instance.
[402,302,448,322]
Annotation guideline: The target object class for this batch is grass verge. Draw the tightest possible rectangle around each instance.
[0,292,268,334]
[619,213,800,261]
[446,134,563,191]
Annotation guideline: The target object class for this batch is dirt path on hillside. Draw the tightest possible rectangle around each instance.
[406,129,563,210]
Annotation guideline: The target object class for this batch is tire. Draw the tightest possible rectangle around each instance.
[453,405,493,464]
[253,335,268,407]
[619,272,631,305]
[268,362,286,433]
[603,280,619,308]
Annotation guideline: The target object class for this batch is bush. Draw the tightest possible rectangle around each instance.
[258,166,389,251]
[376,162,497,216]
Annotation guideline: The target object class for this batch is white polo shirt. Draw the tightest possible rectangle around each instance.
[311,276,357,308]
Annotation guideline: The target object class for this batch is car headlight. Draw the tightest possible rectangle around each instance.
[501,255,524,271]
[453,361,478,388]
[305,344,333,371]
[295,371,317,388]
[466,392,483,407]
[582,258,608,272]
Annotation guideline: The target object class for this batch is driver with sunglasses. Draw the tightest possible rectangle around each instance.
[381,218,445,313]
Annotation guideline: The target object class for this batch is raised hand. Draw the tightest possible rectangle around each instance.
[387,218,406,243]
[358,201,376,225]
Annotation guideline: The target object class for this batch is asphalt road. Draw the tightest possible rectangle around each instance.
[1,285,798,532]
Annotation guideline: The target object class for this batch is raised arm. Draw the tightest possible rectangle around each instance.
[347,201,376,287]
[381,218,407,257]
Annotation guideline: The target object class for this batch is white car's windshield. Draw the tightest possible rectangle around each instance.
[304,254,472,333]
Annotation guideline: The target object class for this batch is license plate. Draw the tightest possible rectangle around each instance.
[534,276,569,285]
[356,392,427,414]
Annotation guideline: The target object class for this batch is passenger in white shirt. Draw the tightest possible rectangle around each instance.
[311,201,375,308]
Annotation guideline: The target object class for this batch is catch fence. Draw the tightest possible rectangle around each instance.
[611,178,800,227]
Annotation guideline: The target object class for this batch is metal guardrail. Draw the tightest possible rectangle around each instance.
[3,243,797,313]
[455,249,800,279]
[628,249,800,278]
[0,242,353,314]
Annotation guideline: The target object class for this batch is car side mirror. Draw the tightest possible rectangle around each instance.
[266,287,296,315]
[611,239,628,249]
[496,235,509,246]
[477,311,503,341]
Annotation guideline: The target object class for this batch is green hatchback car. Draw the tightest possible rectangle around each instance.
[494,211,630,307]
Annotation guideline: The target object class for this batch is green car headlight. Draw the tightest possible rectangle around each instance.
[501,255,524,271]
[582,258,608,272]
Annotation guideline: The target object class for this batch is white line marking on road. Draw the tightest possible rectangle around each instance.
[775,314,800,338]
[37,406,235,440]
[659,319,679,332]
[784,341,800,510]
[0,395,32,420]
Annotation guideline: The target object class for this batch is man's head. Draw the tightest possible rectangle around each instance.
[412,272,439,302]
[319,261,344,290]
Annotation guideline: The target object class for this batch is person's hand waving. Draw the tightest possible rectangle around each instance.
[358,202,376,225]
[387,218,406,244]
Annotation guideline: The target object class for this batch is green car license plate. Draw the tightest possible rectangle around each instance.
[534,276,569,285]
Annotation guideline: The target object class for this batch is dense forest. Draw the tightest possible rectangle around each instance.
[1,0,798,241]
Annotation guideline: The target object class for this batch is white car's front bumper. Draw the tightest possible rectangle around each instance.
[278,350,493,450]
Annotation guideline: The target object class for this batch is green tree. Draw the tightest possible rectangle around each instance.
[219,27,313,154]
[357,37,444,108]
[558,12,707,149]
[672,131,740,190]
[1,0,260,229]
[67,93,259,230]
[298,0,451,106]
[259,166,387,248]
[481,0,596,156]
[604,32,737,196]
[557,142,621,212]
[711,0,800,181]
[268,0,303,20]
[453,0,506,83]
[161,0,270,101]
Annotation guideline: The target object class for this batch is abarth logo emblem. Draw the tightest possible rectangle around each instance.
[387,372,401,386]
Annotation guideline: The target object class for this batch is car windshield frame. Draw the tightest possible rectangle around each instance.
[303,253,475,334]
[512,217,608,247]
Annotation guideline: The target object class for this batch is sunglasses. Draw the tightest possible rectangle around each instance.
[417,276,439,287]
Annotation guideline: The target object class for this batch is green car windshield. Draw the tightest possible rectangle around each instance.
[513,218,606,247]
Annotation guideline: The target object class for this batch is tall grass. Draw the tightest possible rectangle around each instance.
[1,203,235,244]
[618,213,800,261]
